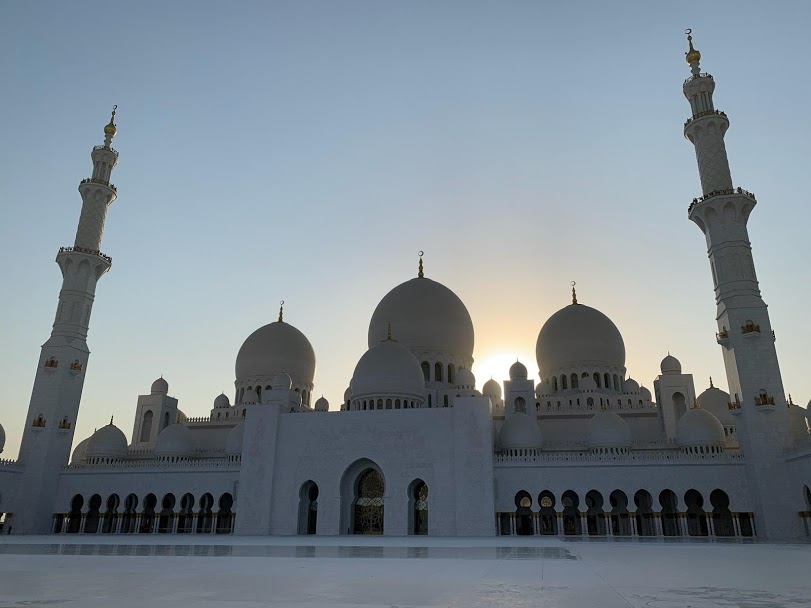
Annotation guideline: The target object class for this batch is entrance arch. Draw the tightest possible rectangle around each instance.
[340,459,385,535]
[408,479,428,535]
[514,490,534,535]
[298,481,319,535]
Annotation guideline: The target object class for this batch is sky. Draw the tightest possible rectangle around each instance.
[1,1,810,458]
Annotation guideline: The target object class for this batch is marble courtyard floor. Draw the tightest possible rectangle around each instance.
[0,535,809,607]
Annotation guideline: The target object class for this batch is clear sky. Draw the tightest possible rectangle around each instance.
[1,1,810,458]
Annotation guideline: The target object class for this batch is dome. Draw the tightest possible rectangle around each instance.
[697,384,733,425]
[368,277,474,360]
[271,372,292,391]
[235,321,316,386]
[483,378,502,401]
[788,404,809,440]
[225,422,244,456]
[0,421,4,454]
[243,387,259,404]
[660,354,682,375]
[343,387,352,402]
[509,361,528,380]
[214,393,230,409]
[351,338,425,399]
[154,423,194,458]
[71,437,90,464]
[536,303,625,376]
[151,377,169,395]
[314,396,329,412]
[676,407,726,447]
[623,378,639,393]
[85,423,128,459]
[499,413,543,450]
[456,368,475,388]
[587,410,632,448]
[640,386,652,402]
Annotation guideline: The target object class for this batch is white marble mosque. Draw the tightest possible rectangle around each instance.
[1,35,810,541]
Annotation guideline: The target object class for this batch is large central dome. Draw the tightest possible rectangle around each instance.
[235,320,316,386]
[368,277,474,360]
[536,303,625,376]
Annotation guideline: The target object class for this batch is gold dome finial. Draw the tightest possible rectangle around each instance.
[685,29,701,65]
[418,251,424,279]
[709,376,714,388]
[278,300,284,322]
[386,322,394,341]
[104,105,118,138]
[109,415,114,425]
[571,281,578,305]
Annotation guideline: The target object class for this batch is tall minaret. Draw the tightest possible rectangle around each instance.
[14,109,120,533]
[682,33,801,539]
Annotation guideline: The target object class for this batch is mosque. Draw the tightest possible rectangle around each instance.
[0,35,810,540]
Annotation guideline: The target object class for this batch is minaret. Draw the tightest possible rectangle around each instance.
[682,33,801,539]
[14,109,120,533]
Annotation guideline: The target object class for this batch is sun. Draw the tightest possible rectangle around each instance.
[472,351,538,391]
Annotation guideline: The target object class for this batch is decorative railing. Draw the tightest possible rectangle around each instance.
[494,449,744,465]
[0,458,21,468]
[58,246,112,263]
[688,187,756,212]
[684,109,727,128]
[79,177,117,192]
[741,321,761,334]
[728,400,742,410]
[684,72,713,84]
[32,416,46,427]
[65,457,239,471]
[716,328,729,340]
[754,394,776,406]
[93,144,118,155]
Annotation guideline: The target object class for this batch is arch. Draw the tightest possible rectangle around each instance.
[659,489,681,536]
[428,393,432,407]
[538,490,557,535]
[434,363,443,382]
[585,490,606,535]
[684,489,708,536]
[139,410,154,442]
[514,490,533,535]
[408,479,428,535]
[216,493,234,533]
[672,392,687,420]
[67,494,83,533]
[570,374,579,389]
[162,411,170,430]
[634,490,655,536]
[561,375,568,390]
[256,386,263,403]
[561,490,581,535]
[710,489,734,536]
[158,493,176,533]
[513,396,526,414]
[613,374,619,391]
[592,373,600,388]
[552,376,558,392]
[102,494,120,533]
[604,373,611,391]
[121,494,138,533]
[340,459,385,535]
[85,494,102,534]
[197,493,214,533]
[609,490,630,535]
[298,481,319,535]
[386,398,392,409]
[443,395,449,407]
[447,364,455,385]
[178,493,194,533]
[421,362,430,382]
[140,494,157,533]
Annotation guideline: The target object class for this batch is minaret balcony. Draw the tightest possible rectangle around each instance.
[754,394,776,412]
[58,246,113,264]
[741,321,761,337]
[688,187,757,214]
[716,328,729,346]
[727,400,742,416]
[683,72,713,85]
[79,177,117,193]
[684,109,727,129]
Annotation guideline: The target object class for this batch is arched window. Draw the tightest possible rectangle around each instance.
[158,494,176,533]
[538,491,557,535]
[710,489,734,536]
[421,362,430,382]
[140,494,157,534]
[447,364,455,385]
[570,374,579,389]
[593,373,601,388]
[443,395,449,407]
[604,373,611,390]
[561,490,581,535]
[121,494,138,534]
[139,410,153,443]
[409,480,428,535]
[85,494,102,533]
[613,374,619,390]
[672,392,687,420]
[102,494,120,533]
[298,482,319,535]
[178,494,194,533]
[256,386,262,402]
[67,494,84,533]
[561,375,568,390]
[197,494,214,533]
[659,489,680,536]
[434,363,443,382]
[377,399,383,409]
[217,493,234,534]
[634,490,655,536]
[684,489,708,536]
[386,399,392,409]
[552,377,558,392]
[514,396,526,414]
[585,490,606,535]
[162,412,170,430]
[609,490,630,535]
[514,491,534,535]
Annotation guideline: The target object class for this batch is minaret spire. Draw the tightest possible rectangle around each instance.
[417,251,424,279]
[278,300,284,322]
[682,35,799,539]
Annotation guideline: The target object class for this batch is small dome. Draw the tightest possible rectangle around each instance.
[676,407,726,447]
[214,393,230,409]
[154,423,194,458]
[788,404,809,440]
[343,387,352,402]
[697,384,733,425]
[500,412,543,449]
[271,372,292,390]
[235,321,316,387]
[509,360,528,380]
[587,410,632,448]
[151,377,169,395]
[71,437,90,464]
[623,378,639,393]
[536,303,625,377]
[225,422,244,456]
[640,385,652,402]
[314,396,329,412]
[580,374,596,390]
[0,421,5,454]
[483,378,502,401]
[351,338,425,399]
[456,368,475,388]
[660,354,682,375]
[368,277,474,361]
[243,387,259,404]
[86,423,128,459]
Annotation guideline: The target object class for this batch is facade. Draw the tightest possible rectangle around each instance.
[1,37,811,540]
